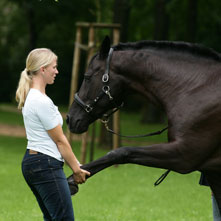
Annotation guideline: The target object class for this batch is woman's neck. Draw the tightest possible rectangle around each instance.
[31,76,46,94]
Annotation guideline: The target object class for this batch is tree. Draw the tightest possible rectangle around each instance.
[1,0,221,106]
[0,0,97,104]
[23,1,38,50]
[113,0,130,42]
[154,0,170,40]
[186,0,198,43]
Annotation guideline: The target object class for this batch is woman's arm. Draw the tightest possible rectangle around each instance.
[47,124,90,184]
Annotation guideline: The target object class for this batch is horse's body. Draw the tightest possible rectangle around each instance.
[67,36,221,214]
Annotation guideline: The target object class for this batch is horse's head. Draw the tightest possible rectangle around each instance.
[67,36,125,134]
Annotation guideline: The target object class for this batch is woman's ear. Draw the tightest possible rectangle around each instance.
[39,67,45,75]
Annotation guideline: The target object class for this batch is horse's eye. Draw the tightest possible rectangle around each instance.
[84,75,91,80]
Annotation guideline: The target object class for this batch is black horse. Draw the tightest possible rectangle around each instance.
[67,36,221,214]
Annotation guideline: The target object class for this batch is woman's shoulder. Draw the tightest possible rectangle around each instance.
[28,89,51,103]
[24,89,51,112]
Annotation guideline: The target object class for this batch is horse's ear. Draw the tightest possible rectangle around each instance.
[99,36,111,59]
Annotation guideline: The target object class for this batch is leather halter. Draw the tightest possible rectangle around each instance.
[74,47,122,118]
[74,47,168,138]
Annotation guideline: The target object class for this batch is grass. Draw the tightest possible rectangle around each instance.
[0,107,23,126]
[0,104,212,220]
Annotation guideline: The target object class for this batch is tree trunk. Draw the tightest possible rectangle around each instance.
[113,0,130,42]
[23,1,37,50]
[186,0,198,43]
[154,0,170,40]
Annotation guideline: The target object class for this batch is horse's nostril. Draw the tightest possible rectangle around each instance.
[66,114,70,124]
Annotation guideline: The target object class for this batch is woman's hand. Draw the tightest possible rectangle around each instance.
[73,169,90,184]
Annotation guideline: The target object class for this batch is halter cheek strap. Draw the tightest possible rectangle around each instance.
[74,47,121,117]
[102,47,114,83]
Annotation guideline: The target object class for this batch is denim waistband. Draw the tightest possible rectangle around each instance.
[27,149,44,155]
[23,149,64,167]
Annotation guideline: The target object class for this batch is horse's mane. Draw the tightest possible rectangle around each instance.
[113,40,221,61]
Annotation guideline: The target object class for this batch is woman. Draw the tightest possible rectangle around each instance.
[15,48,90,220]
[199,173,221,221]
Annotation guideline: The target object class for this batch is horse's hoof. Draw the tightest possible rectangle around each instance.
[67,175,79,196]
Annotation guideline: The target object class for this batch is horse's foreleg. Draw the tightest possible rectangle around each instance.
[81,141,194,179]
[80,149,121,178]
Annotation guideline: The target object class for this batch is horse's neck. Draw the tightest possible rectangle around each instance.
[113,50,209,110]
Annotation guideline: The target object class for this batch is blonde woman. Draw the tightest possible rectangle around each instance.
[16,48,90,220]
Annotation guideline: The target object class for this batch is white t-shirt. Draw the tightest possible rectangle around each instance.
[22,88,64,161]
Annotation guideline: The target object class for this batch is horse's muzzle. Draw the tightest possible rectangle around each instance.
[66,114,89,134]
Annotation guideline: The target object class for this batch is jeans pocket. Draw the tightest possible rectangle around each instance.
[22,153,65,185]
[22,157,50,184]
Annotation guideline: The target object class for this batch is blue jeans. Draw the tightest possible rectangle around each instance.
[212,194,221,221]
[22,150,74,221]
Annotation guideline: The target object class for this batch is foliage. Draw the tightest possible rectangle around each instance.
[128,0,221,50]
[1,0,98,103]
[1,0,221,107]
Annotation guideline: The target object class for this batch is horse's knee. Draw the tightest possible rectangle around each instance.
[107,147,129,164]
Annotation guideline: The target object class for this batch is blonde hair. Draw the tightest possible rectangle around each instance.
[15,48,57,109]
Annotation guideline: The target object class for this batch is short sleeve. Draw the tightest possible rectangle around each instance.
[35,98,59,130]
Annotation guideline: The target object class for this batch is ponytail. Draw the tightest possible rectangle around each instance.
[15,69,32,110]
[15,48,57,109]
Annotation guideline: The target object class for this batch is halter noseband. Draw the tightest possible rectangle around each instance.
[74,48,121,118]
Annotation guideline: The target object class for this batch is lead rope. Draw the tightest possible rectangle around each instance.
[102,119,168,138]
[154,170,171,186]
[101,119,170,186]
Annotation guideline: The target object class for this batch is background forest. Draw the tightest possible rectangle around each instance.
[1,0,221,113]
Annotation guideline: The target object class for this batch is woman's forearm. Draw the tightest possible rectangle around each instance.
[47,125,81,173]
[56,135,81,173]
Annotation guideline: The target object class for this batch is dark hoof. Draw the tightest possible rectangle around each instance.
[67,174,79,196]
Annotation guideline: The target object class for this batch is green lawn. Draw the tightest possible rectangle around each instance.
[0,104,212,220]
[0,105,23,126]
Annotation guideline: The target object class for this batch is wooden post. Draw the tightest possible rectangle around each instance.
[89,123,96,162]
[67,26,82,143]
[80,25,95,164]
[69,26,82,106]
[80,132,88,164]
[87,25,95,64]
[88,26,96,162]
[112,28,121,150]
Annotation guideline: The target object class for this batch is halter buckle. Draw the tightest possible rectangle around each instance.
[102,73,109,82]
[101,114,109,124]
[102,85,113,100]
[85,105,93,113]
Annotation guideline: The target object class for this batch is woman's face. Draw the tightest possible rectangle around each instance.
[43,59,58,85]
